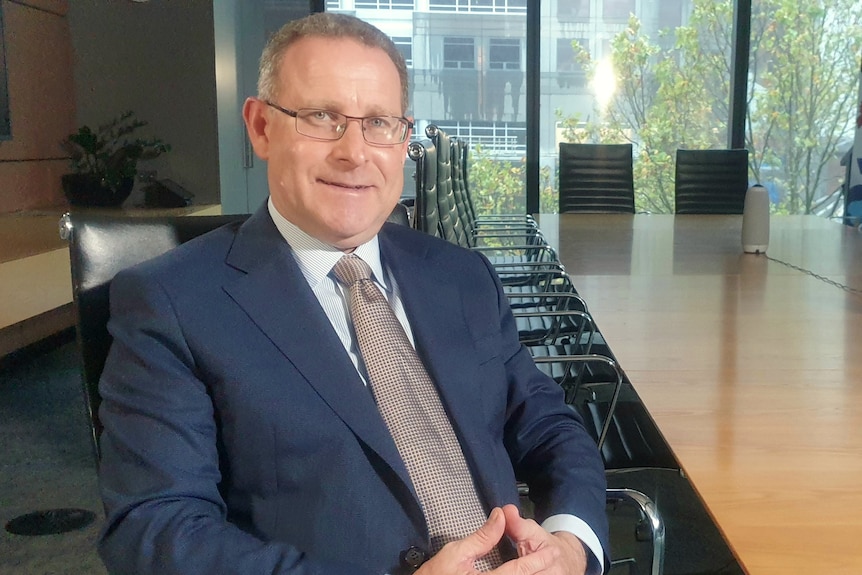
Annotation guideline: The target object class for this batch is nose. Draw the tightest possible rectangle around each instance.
[331,118,368,164]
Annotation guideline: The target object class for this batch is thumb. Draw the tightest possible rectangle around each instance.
[501,504,548,553]
[457,507,506,559]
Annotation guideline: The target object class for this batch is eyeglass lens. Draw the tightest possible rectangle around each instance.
[296,109,407,145]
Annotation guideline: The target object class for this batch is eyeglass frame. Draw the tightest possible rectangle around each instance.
[264,101,414,146]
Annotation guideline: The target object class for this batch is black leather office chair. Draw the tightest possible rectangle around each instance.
[674,148,749,214]
[61,202,422,462]
[522,353,665,575]
[408,137,440,235]
[411,126,559,270]
[3,213,249,539]
[61,212,251,461]
[558,143,636,214]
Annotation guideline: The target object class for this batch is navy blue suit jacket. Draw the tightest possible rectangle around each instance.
[97,207,608,574]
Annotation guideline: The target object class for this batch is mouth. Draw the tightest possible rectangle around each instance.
[319,178,371,191]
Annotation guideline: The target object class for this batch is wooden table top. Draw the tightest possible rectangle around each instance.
[537,214,862,574]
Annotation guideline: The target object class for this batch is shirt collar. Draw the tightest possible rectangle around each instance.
[267,198,388,290]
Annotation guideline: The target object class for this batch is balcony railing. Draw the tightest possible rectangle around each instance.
[427,121,526,155]
[428,0,527,14]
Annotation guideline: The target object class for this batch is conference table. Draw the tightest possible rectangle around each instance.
[534,213,862,574]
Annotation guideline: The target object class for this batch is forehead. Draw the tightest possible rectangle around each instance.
[278,36,402,113]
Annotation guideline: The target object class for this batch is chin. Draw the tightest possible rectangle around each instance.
[331,212,387,237]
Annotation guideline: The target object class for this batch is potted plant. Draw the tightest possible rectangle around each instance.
[60,111,170,207]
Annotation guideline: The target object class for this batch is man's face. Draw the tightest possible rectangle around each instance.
[244,36,411,250]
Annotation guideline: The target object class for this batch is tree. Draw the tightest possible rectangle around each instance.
[468,144,556,216]
[747,0,862,213]
[562,0,862,214]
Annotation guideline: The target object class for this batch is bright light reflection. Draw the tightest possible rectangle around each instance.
[591,57,617,115]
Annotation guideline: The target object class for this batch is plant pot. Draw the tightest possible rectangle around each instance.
[61,174,134,207]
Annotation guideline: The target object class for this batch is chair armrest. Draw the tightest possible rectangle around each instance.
[605,488,665,575]
[506,291,589,313]
[513,309,596,349]
[531,354,623,451]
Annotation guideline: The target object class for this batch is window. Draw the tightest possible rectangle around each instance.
[603,0,635,20]
[658,0,684,29]
[556,38,588,90]
[489,39,520,71]
[443,37,475,69]
[392,36,413,67]
[556,38,587,72]
[558,0,590,20]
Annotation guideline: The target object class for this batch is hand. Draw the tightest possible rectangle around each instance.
[500,504,588,575]
[415,507,507,575]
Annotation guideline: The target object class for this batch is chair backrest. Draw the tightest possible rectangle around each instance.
[427,125,470,248]
[449,137,477,243]
[558,143,635,214]
[459,141,479,225]
[386,201,411,227]
[674,148,749,214]
[64,205,413,461]
[408,138,440,236]
[63,213,250,461]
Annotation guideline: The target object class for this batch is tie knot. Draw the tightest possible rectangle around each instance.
[332,254,373,287]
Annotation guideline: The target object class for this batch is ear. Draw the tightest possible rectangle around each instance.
[242,97,271,160]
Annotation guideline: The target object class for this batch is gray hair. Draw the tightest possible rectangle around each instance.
[257,12,409,114]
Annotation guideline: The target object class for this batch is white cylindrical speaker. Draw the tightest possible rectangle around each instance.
[742,184,769,254]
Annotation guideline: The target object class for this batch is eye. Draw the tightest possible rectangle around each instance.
[310,110,335,122]
[366,117,393,130]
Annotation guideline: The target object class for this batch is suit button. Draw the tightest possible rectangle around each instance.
[400,546,428,570]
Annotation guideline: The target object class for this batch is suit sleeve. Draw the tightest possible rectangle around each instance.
[472,252,611,570]
[97,267,375,575]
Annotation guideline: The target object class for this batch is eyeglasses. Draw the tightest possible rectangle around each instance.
[265,101,413,146]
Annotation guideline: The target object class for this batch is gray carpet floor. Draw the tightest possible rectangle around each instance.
[0,336,106,574]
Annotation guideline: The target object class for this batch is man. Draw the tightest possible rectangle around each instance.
[97,13,608,575]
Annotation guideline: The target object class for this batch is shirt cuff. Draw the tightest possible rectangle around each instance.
[541,514,605,575]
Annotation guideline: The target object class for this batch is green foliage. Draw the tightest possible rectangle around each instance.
[746,0,862,214]
[468,144,556,215]
[61,111,170,192]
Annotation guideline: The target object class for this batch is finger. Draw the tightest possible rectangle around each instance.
[491,545,559,575]
[501,504,549,551]
[456,507,506,559]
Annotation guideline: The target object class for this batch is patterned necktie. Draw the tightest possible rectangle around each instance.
[332,254,503,571]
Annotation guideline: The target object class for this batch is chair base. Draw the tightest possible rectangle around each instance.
[4,508,96,536]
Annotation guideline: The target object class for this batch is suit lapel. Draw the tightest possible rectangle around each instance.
[221,211,420,509]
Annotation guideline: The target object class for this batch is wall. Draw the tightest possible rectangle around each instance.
[0,0,74,213]
[68,0,220,206]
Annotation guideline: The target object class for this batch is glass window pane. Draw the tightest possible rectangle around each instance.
[489,39,520,70]
[603,0,635,21]
[331,2,527,213]
[543,1,733,213]
[443,37,475,69]
[558,0,590,21]
[555,38,588,90]
[748,0,862,215]
[392,36,413,67]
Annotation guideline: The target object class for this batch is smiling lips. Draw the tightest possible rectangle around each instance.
[320,178,371,190]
